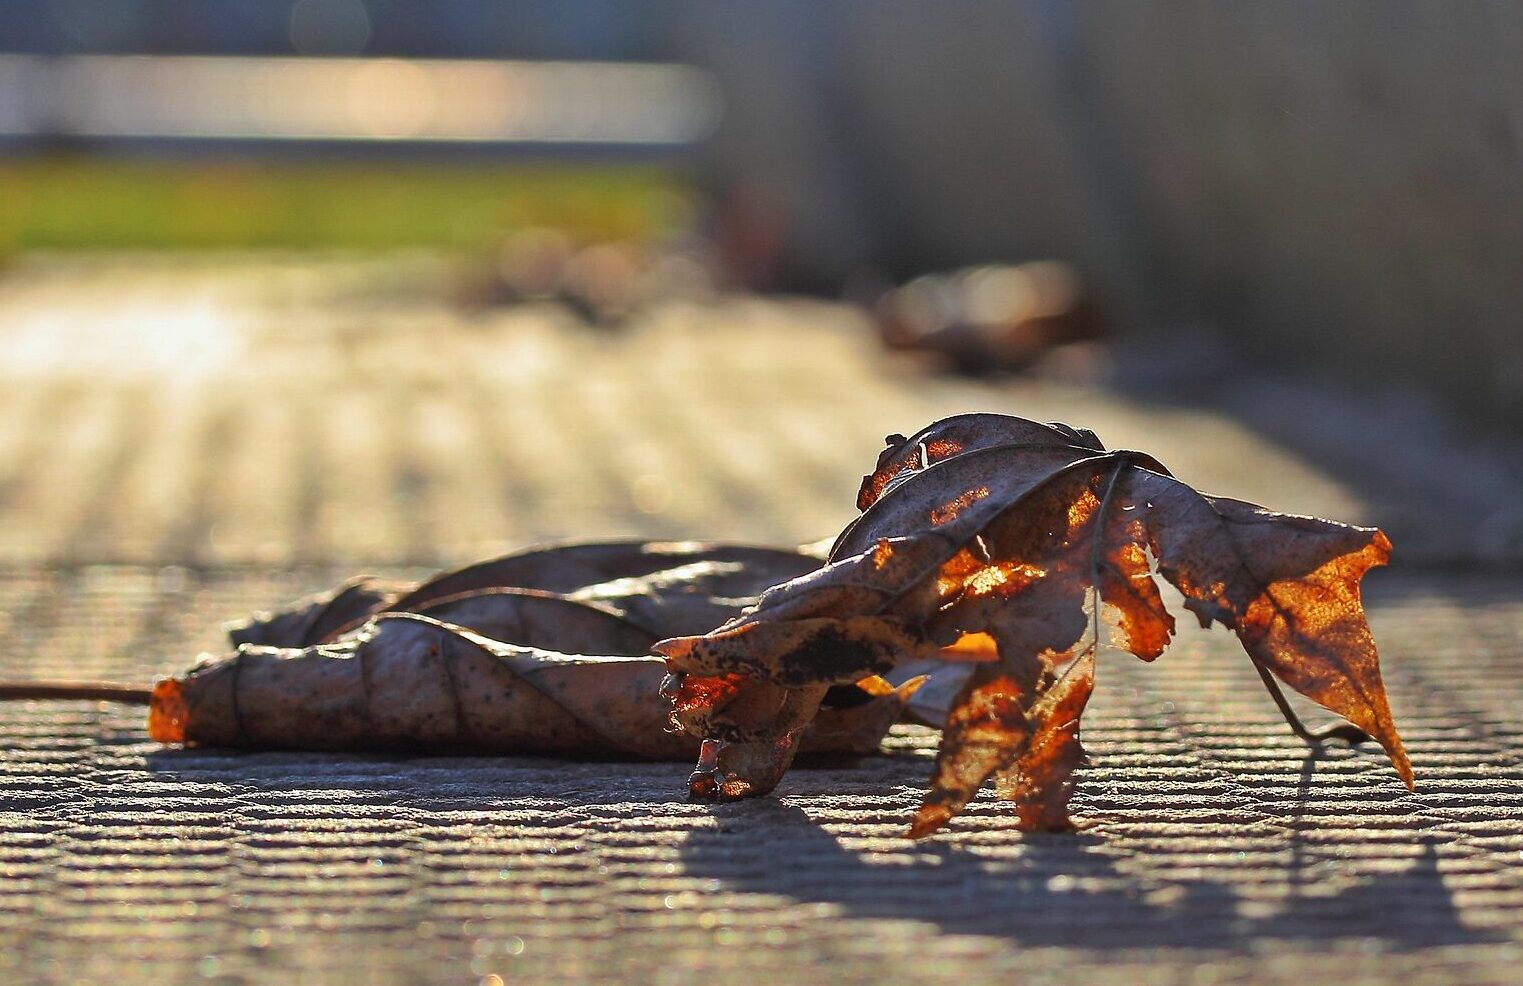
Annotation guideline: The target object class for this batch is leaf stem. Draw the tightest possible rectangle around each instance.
[1251,663,1370,746]
[1042,457,1131,700]
[0,681,154,704]
[1086,458,1129,660]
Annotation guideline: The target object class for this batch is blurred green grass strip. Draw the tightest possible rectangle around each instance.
[0,156,689,250]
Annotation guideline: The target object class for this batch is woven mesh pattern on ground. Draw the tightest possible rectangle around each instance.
[1,257,1520,985]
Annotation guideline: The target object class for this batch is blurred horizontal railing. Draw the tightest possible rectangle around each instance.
[0,54,720,148]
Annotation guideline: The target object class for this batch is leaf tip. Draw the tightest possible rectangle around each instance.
[650,636,692,661]
[1372,527,1394,560]
[907,804,951,839]
[1392,746,1416,791]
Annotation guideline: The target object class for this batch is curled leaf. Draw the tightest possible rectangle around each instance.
[660,413,1409,834]
[152,541,910,762]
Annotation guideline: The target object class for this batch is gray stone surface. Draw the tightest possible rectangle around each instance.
[0,257,1519,985]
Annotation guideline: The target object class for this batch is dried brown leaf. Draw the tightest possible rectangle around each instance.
[660,413,1409,834]
[151,541,908,762]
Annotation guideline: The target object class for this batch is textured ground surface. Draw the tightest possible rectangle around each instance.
[0,255,1520,985]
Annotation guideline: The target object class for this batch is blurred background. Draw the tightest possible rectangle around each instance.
[0,0,1520,571]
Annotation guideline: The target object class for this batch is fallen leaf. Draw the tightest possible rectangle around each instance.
[873,262,1103,375]
[657,413,1409,835]
[152,540,911,761]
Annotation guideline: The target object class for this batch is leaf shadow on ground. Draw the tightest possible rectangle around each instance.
[140,746,700,812]
[139,745,1496,953]
[677,754,1495,951]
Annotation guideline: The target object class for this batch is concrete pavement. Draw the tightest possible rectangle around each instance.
[0,255,1519,985]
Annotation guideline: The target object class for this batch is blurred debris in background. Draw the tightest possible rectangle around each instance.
[451,228,717,327]
[872,261,1102,376]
